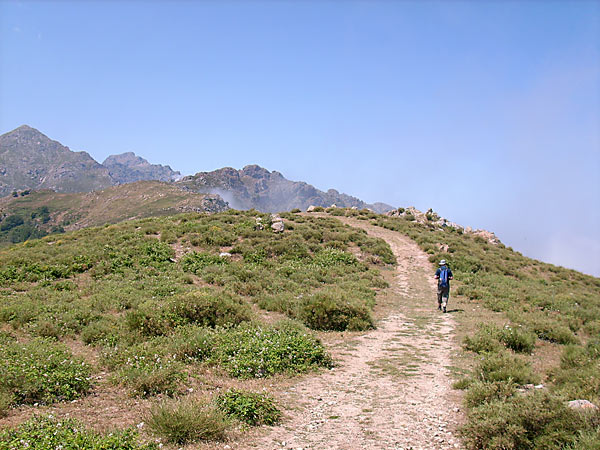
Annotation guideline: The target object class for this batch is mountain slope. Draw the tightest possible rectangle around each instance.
[103,152,180,184]
[0,125,114,197]
[1,126,394,214]
[178,164,394,213]
[0,181,228,244]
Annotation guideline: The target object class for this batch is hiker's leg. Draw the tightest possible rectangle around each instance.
[441,287,449,312]
[437,287,443,309]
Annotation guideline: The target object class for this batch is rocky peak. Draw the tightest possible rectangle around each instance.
[241,164,271,179]
[102,152,181,184]
[0,125,113,197]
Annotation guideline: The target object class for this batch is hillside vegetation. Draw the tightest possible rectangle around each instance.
[357,209,600,449]
[0,210,393,447]
[0,182,228,245]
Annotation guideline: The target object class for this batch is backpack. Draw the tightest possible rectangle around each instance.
[439,267,449,288]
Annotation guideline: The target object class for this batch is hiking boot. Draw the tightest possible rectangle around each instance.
[443,306,447,313]
[438,305,442,311]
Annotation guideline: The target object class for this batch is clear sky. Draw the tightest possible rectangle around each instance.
[1,1,599,276]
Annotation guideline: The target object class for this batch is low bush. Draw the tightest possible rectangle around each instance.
[0,390,12,418]
[463,326,503,354]
[146,397,228,444]
[181,251,229,274]
[216,389,281,425]
[169,290,253,328]
[0,416,157,450]
[0,338,91,406]
[126,291,253,336]
[298,291,374,331]
[102,344,185,397]
[526,316,579,345]
[464,380,516,408]
[166,325,216,363]
[312,247,359,268]
[464,324,536,355]
[497,325,536,353]
[461,391,600,450]
[214,322,333,378]
[476,351,538,385]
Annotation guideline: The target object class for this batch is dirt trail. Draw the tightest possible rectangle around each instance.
[240,219,464,450]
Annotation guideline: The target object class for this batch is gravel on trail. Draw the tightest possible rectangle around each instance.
[238,220,465,450]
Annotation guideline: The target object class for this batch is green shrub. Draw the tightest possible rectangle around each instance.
[476,351,538,385]
[298,291,374,331]
[0,338,91,406]
[81,318,121,345]
[216,389,281,425]
[463,326,503,354]
[214,322,333,378]
[464,380,516,408]
[146,397,228,444]
[126,291,252,336]
[166,325,216,363]
[498,325,536,353]
[0,416,157,450]
[465,323,536,355]
[140,240,174,266]
[169,290,253,328]
[460,391,599,450]
[181,252,229,274]
[102,344,185,397]
[312,247,358,268]
[530,319,579,345]
[0,390,12,418]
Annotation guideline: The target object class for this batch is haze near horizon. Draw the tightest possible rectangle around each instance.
[0,1,599,276]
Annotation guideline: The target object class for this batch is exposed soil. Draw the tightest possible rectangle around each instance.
[238,219,464,450]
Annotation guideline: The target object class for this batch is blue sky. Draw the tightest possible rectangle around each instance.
[1,1,599,276]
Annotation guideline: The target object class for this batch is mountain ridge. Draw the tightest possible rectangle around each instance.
[0,125,395,214]
[178,164,393,213]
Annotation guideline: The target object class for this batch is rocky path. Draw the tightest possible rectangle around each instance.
[239,220,464,450]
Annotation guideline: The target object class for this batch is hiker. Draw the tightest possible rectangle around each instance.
[435,259,453,313]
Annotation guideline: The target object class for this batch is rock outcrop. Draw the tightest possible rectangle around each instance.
[386,206,502,245]
[177,165,394,213]
[103,152,180,184]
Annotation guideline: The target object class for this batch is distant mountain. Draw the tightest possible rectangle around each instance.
[0,126,394,214]
[0,125,113,197]
[0,180,228,245]
[103,152,180,184]
[177,165,394,213]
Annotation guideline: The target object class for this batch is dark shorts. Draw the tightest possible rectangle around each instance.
[437,285,450,304]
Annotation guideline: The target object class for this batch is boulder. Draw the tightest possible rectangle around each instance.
[307,205,316,212]
[567,400,598,410]
[219,252,232,258]
[271,221,284,233]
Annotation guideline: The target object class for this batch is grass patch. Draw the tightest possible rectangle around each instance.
[0,338,91,406]
[146,397,228,444]
[0,415,156,450]
[216,389,281,425]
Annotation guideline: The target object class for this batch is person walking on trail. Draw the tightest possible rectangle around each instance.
[435,260,453,313]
